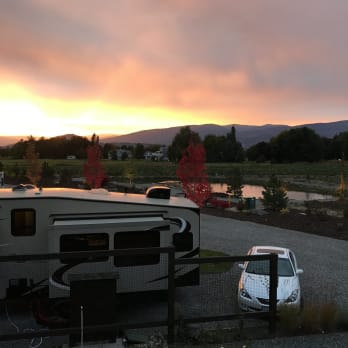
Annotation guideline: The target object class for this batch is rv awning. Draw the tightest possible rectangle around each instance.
[52,216,166,226]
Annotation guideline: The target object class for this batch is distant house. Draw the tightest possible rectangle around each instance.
[108,149,133,160]
[144,146,168,161]
[144,151,153,160]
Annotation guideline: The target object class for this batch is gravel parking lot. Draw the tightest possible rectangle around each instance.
[200,213,348,308]
[2,214,347,347]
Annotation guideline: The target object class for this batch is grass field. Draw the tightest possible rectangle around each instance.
[0,158,344,194]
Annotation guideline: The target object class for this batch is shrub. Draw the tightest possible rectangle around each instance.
[336,306,348,330]
[237,200,245,211]
[278,305,301,334]
[261,174,289,211]
[343,201,348,218]
[299,302,339,334]
[225,167,244,199]
[300,304,320,333]
[319,302,338,332]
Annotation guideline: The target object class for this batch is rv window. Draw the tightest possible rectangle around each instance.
[114,230,160,267]
[60,233,109,264]
[11,209,36,236]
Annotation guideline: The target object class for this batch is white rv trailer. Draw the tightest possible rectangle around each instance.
[0,185,200,299]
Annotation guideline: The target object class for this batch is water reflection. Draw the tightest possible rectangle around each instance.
[211,183,334,201]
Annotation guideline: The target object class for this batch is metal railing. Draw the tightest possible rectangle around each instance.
[0,248,278,344]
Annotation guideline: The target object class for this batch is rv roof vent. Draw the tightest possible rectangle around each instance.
[146,186,171,199]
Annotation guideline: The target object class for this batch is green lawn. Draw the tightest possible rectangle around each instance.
[200,249,233,273]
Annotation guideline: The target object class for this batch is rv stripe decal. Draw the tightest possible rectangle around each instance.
[51,260,85,289]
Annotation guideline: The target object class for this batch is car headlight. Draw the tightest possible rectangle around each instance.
[240,288,251,299]
[286,289,299,303]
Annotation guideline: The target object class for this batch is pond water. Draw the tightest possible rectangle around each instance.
[211,183,334,201]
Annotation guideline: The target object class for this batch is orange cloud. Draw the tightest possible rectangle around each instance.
[0,0,347,136]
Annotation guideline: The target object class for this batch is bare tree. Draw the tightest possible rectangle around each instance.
[25,140,41,186]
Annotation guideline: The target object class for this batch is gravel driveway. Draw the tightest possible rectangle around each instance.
[2,214,347,347]
[200,213,348,309]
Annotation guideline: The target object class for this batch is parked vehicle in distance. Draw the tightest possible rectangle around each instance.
[238,246,303,312]
[205,192,230,208]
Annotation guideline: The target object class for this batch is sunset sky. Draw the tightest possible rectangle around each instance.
[1,0,348,137]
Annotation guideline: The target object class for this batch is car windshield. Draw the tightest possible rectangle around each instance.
[245,258,294,277]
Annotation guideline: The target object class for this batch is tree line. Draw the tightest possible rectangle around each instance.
[168,126,244,162]
[246,127,348,162]
[0,135,161,160]
[1,126,348,163]
[168,125,348,163]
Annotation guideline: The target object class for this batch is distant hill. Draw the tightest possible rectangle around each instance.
[101,120,348,148]
[1,120,348,148]
[0,136,26,147]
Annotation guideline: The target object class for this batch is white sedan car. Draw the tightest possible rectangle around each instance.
[238,246,303,312]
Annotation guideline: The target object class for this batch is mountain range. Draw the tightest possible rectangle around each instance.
[101,120,348,148]
[1,120,348,148]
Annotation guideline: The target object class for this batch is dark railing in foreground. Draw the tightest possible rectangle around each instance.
[0,248,278,344]
[175,253,278,338]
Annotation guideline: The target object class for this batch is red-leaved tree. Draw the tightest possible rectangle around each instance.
[83,135,106,189]
[176,140,211,207]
